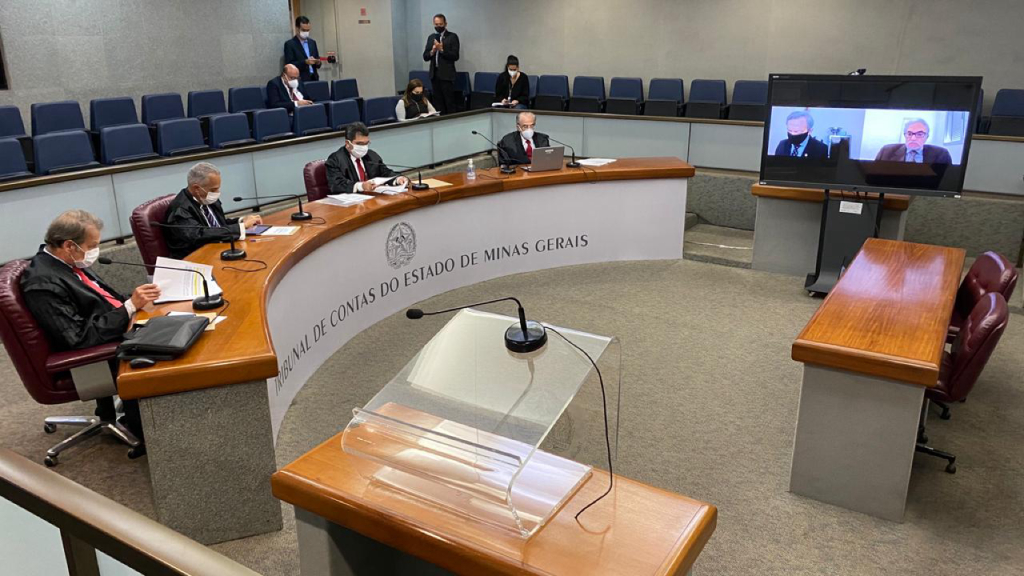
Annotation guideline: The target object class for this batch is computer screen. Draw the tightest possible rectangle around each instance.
[759,75,982,197]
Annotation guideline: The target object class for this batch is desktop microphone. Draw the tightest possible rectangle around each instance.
[97,257,224,311]
[230,193,312,221]
[152,222,246,261]
[360,158,430,190]
[547,136,581,168]
[470,130,517,174]
[405,296,547,353]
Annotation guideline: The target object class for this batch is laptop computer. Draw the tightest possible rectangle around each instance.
[523,146,565,172]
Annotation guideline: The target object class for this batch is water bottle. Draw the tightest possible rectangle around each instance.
[466,158,476,181]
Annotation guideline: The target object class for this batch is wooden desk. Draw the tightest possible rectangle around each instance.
[115,158,694,544]
[273,434,717,576]
[788,238,965,521]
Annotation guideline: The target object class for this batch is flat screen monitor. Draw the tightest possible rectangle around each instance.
[759,74,982,198]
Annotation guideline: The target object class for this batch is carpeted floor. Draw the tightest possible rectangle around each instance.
[2,253,1022,575]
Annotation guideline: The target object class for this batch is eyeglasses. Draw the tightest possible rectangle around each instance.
[905,131,928,138]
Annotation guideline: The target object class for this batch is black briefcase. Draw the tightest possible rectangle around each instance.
[117,315,210,360]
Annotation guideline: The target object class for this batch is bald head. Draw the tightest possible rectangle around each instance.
[283,64,300,82]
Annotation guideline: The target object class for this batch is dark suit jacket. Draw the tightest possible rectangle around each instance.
[284,36,321,82]
[774,136,829,159]
[497,131,551,166]
[164,189,241,260]
[422,30,460,82]
[266,77,305,112]
[325,148,398,194]
[21,247,130,351]
[874,143,952,164]
[494,72,530,105]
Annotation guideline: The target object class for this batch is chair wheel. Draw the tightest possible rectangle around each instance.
[43,423,57,434]
[918,433,928,443]
[939,410,951,421]
[128,446,146,459]
[44,456,58,467]
[945,463,957,474]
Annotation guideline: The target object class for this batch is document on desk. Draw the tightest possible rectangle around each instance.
[259,226,300,236]
[418,178,452,188]
[152,257,222,303]
[368,177,408,196]
[577,158,616,167]
[321,193,374,207]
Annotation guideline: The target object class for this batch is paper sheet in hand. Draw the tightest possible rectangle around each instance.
[152,257,222,303]
[321,193,374,207]
[368,176,408,196]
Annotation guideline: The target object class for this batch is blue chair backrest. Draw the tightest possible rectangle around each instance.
[332,79,360,101]
[0,106,26,138]
[473,72,499,94]
[365,97,399,125]
[90,97,139,132]
[456,71,471,93]
[228,86,266,113]
[141,93,185,125]
[188,90,227,118]
[0,138,30,178]
[327,100,361,130]
[991,89,1024,117]
[609,78,643,102]
[573,76,606,100]
[538,75,570,98]
[732,81,768,105]
[208,113,253,149]
[33,131,96,174]
[530,75,539,99]
[689,80,726,104]
[648,78,684,103]
[293,104,329,135]
[409,70,433,93]
[303,81,331,102]
[252,109,292,142]
[31,101,86,136]
[156,118,205,156]
[100,124,155,165]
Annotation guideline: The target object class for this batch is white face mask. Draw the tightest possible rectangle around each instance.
[299,31,310,40]
[287,78,299,89]
[520,128,534,140]
[197,186,220,205]
[508,69,518,77]
[349,143,369,159]
[72,242,99,269]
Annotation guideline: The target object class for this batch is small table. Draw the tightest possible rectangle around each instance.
[272,434,717,576]
[789,238,965,521]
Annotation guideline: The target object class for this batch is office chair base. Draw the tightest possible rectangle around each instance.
[42,415,142,467]
[932,400,952,420]
[915,443,957,474]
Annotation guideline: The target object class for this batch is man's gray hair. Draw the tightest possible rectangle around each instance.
[904,118,930,135]
[785,110,814,131]
[516,111,536,125]
[44,210,103,248]
[187,162,220,188]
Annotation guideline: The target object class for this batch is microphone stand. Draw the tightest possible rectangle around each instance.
[548,136,581,168]
[406,296,547,353]
[232,193,311,221]
[362,159,430,191]
[471,130,517,174]
[98,257,224,311]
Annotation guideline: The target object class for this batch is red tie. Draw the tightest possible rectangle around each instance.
[356,158,367,181]
[525,139,533,161]
[73,268,123,309]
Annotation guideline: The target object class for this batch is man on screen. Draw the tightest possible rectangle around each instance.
[875,118,952,164]
[774,111,828,159]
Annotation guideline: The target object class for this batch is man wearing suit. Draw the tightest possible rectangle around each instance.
[773,110,828,159]
[422,13,460,115]
[267,64,314,112]
[21,210,162,438]
[874,118,952,164]
[284,16,321,82]
[164,162,262,260]
[325,122,409,194]
[497,112,551,166]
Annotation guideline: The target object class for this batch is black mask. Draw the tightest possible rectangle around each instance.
[435,26,445,34]
[413,93,424,100]
[787,132,809,146]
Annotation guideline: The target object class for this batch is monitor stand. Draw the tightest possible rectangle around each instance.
[805,190,885,295]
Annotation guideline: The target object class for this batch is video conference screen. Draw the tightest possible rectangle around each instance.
[759,75,982,197]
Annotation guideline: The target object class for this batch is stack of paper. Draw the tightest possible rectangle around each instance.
[577,158,616,167]
[153,257,222,304]
[259,226,299,236]
[367,176,408,196]
[321,193,374,207]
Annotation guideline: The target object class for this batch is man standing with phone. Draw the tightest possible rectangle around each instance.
[422,13,460,115]
[285,16,322,82]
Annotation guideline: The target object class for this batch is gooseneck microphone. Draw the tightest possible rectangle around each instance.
[231,193,311,221]
[97,257,224,311]
[152,222,246,261]
[471,130,517,174]
[547,136,581,169]
[360,158,430,191]
[406,296,547,353]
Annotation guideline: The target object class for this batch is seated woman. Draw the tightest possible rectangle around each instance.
[494,55,529,109]
[396,79,438,121]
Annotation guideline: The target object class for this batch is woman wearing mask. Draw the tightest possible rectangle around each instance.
[494,55,530,109]
[396,79,438,121]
